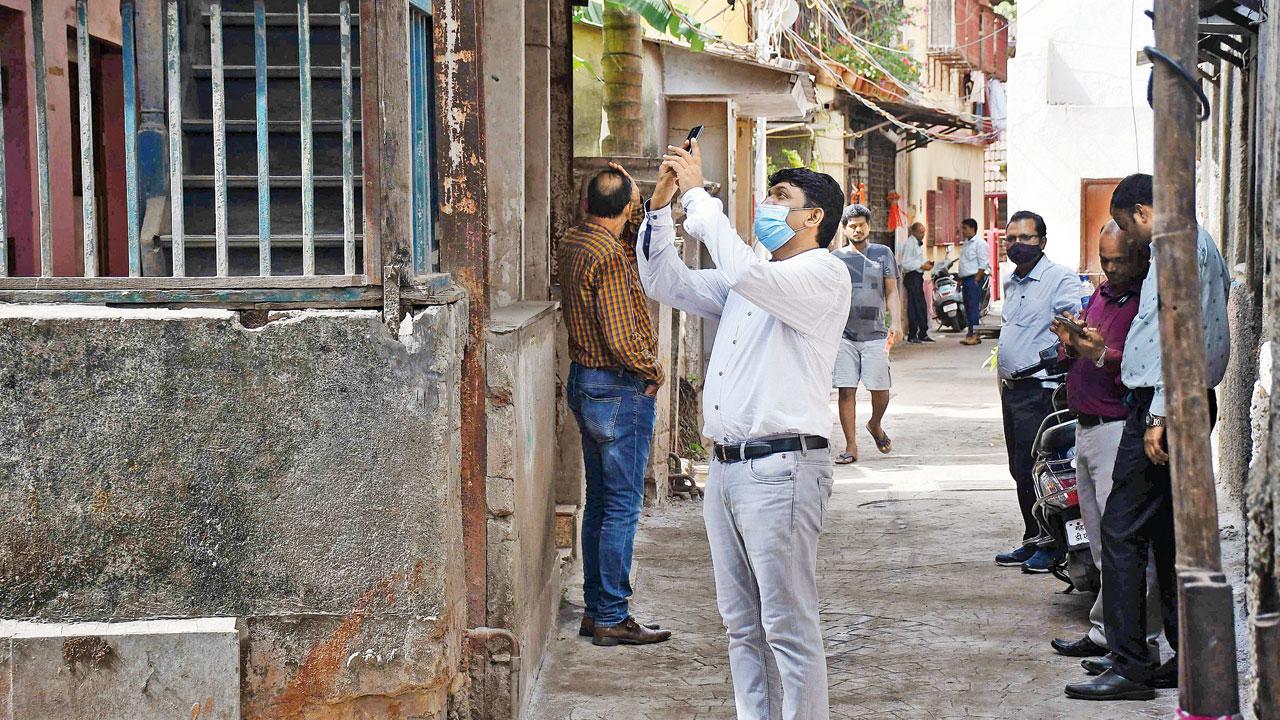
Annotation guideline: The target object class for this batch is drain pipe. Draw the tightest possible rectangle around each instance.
[467,627,521,719]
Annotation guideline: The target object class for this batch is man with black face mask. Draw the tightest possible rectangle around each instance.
[992,210,1082,574]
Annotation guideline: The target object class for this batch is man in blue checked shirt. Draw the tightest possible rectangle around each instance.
[993,210,1082,574]
[1066,173,1232,702]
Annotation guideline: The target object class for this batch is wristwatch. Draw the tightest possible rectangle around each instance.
[1094,345,1108,368]
[1146,413,1166,428]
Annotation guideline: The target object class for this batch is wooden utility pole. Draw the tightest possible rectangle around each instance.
[1151,1,1240,715]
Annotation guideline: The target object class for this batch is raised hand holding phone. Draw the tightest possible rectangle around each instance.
[661,139,704,193]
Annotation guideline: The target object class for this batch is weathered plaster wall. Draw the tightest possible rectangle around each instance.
[0,302,469,719]
[483,302,560,716]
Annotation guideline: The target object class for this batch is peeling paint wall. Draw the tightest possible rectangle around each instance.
[0,303,470,719]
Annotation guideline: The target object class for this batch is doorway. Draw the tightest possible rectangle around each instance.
[1079,178,1122,281]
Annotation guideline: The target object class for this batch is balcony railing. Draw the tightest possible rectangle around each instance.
[927,0,1008,81]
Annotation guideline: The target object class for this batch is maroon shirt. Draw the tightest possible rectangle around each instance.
[1063,282,1141,419]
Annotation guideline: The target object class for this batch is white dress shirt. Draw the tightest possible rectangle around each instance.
[637,188,852,443]
[958,235,991,277]
[900,235,926,273]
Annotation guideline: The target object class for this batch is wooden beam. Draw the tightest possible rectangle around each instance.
[1152,0,1240,714]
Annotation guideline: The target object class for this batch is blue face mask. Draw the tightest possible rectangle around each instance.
[754,203,800,252]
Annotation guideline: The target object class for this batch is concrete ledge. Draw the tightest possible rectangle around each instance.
[2,618,239,720]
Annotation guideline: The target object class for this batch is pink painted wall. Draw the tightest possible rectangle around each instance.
[0,0,125,277]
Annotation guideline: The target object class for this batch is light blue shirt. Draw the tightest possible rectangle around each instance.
[997,255,1082,380]
[1121,226,1232,417]
[958,235,991,277]
[900,235,926,273]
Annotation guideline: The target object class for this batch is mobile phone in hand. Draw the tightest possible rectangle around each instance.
[684,125,703,148]
[1054,313,1087,337]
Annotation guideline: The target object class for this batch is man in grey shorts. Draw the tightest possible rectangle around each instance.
[831,204,901,463]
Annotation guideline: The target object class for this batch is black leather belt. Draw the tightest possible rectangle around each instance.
[1077,412,1125,427]
[713,435,829,463]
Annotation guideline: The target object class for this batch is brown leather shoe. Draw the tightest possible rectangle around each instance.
[579,616,661,637]
[591,616,672,646]
[961,334,982,345]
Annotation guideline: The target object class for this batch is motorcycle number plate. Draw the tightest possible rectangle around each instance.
[1065,518,1090,550]
[943,302,958,313]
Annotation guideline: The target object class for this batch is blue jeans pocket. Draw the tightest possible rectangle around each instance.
[578,392,622,444]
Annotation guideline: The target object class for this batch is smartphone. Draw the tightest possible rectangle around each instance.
[1054,313,1087,337]
[684,125,704,147]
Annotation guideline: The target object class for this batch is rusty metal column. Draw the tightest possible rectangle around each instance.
[434,0,492,630]
[135,0,169,276]
[1151,1,1241,716]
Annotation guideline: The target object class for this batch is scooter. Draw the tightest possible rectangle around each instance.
[931,257,992,333]
[1011,348,1099,593]
[931,258,965,332]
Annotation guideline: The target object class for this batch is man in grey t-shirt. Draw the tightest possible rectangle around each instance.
[830,204,901,462]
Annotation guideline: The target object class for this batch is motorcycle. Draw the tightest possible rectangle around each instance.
[931,257,991,333]
[1011,347,1100,593]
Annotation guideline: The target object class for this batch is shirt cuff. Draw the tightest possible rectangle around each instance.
[1149,387,1166,417]
[644,203,674,226]
[681,186,710,209]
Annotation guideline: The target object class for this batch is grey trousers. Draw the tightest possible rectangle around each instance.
[704,446,834,720]
[1075,421,1162,659]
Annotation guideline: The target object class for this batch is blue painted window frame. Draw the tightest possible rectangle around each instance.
[409,1,438,273]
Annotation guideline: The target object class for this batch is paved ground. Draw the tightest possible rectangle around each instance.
[527,330,1183,719]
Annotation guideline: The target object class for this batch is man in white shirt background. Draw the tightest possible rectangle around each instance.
[957,218,991,346]
[899,222,934,343]
[637,140,850,720]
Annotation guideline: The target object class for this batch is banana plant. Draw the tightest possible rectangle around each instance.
[574,0,717,52]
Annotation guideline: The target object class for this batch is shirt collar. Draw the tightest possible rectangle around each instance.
[582,220,620,241]
[1010,254,1050,283]
[1099,281,1137,301]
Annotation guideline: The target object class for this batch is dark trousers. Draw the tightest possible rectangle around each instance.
[1000,380,1057,543]
[1103,387,1218,682]
[961,275,982,334]
[904,270,929,340]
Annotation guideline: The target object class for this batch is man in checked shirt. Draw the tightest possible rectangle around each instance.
[559,164,671,648]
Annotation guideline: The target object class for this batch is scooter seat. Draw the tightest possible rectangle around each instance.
[1038,420,1077,455]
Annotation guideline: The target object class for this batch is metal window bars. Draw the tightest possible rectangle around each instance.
[0,0,371,289]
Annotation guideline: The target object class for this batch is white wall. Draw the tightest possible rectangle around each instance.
[1006,0,1155,269]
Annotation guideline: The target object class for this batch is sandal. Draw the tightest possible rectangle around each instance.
[835,452,857,465]
[867,423,893,454]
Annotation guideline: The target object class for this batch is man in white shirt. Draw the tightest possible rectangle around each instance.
[638,141,850,720]
[899,222,934,343]
[957,218,991,345]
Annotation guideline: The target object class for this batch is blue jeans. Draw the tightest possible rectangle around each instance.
[567,363,657,627]
[961,275,983,334]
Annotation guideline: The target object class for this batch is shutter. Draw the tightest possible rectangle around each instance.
[957,179,972,229]
[926,190,941,248]
[935,179,956,245]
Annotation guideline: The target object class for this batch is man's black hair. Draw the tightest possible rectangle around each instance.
[768,167,845,248]
[961,217,979,232]
[586,169,633,218]
[1007,210,1047,239]
[842,204,873,224]
[1110,173,1153,213]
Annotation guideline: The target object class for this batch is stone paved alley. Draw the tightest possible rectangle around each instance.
[527,333,1182,720]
